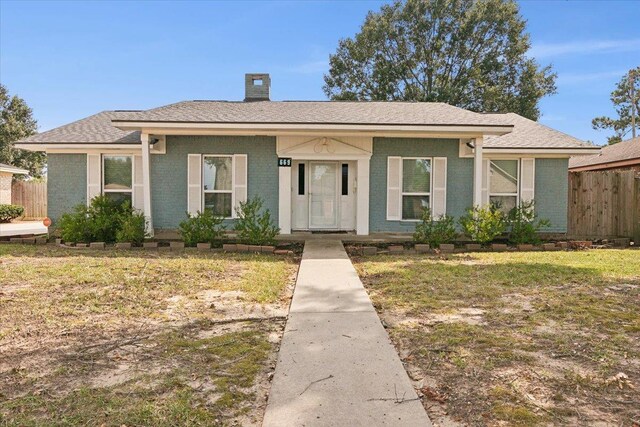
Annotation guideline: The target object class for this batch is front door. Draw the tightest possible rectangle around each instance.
[309,162,338,228]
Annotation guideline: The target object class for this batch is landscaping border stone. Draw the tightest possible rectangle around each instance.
[439,243,455,253]
[143,242,158,249]
[89,242,105,250]
[115,242,132,249]
[414,244,430,253]
[170,241,185,250]
[197,242,211,250]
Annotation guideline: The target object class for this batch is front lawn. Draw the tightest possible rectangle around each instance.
[0,245,299,426]
[353,250,639,426]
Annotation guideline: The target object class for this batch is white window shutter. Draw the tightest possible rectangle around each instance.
[187,154,202,215]
[86,154,101,205]
[232,154,248,218]
[133,155,144,211]
[481,159,490,206]
[520,158,536,203]
[386,156,402,220]
[432,157,447,217]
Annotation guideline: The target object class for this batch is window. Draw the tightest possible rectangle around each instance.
[402,158,431,220]
[203,155,233,217]
[298,163,305,195]
[489,159,519,213]
[341,164,348,196]
[102,155,132,204]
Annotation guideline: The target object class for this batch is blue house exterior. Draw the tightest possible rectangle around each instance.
[19,74,597,236]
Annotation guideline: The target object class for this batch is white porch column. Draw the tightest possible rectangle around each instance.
[278,166,291,234]
[472,136,484,207]
[141,133,154,236]
[356,157,370,235]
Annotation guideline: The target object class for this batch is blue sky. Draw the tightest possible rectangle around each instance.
[1,0,639,145]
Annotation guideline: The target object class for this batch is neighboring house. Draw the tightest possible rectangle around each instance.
[0,163,28,205]
[15,73,599,236]
[569,137,640,172]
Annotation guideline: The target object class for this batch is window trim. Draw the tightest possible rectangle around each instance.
[488,158,520,209]
[202,154,234,219]
[400,156,433,222]
[102,154,133,201]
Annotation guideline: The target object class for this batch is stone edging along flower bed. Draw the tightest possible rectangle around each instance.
[348,237,633,256]
[2,238,297,255]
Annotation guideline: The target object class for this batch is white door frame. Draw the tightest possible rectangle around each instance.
[277,136,372,235]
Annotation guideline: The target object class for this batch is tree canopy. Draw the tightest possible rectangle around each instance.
[323,0,556,120]
[0,84,45,178]
[592,67,640,145]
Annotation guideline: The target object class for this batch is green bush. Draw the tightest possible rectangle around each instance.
[507,201,550,245]
[413,207,457,248]
[234,196,279,246]
[0,204,25,223]
[458,204,507,245]
[58,204,93,243]
[59,195,144,244]
[116,210,148,245]
[178,210,226,246]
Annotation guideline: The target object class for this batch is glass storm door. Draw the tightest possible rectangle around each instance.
[309,162,338,228]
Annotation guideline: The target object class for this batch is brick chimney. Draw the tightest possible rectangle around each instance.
[244,73,270,102]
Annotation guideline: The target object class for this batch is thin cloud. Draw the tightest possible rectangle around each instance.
[531,39,640,58]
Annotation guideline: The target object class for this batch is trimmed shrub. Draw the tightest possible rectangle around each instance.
[413,208,457,248]
[234,196,279,246]
[459,204,507,245]
[178,210,226,247]
[507,201,550,245]
[116,210,148,245]
[0,204,25,223]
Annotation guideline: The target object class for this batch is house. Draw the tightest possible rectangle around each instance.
[0,163,28,205]
[569,136,640,172]
[15,73,599,236]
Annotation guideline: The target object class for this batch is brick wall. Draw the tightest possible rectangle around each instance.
[152,135,278,229]
[47,154,87,225]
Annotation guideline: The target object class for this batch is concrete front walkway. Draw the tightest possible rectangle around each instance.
[263,240,431,426]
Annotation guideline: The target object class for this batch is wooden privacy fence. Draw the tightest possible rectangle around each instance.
[11,181,47,219]
[568,170,640,242]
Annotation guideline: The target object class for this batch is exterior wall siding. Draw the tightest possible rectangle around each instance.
[48,154,87,226]
[151,135,278,230]
[0,172,12,204]
[534,158,568,233]
[369,137,473,233]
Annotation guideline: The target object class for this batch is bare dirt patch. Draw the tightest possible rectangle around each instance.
[354,250,640,426]
[0,245,299,426]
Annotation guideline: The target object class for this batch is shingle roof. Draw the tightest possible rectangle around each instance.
[113,101,509,126]
[17,101,594,151]
[569,137,640,169]
[18,111,140,144]
[483,113,592,149]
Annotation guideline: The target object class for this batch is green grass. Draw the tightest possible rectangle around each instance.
[354,249,640,426]
[0,244,298,426]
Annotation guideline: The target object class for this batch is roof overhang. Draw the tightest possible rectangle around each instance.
[15,143,142,152]
[112,120,514,138]
[484,146,601,157]
[0,165,29,174]
[569,157,640,171]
